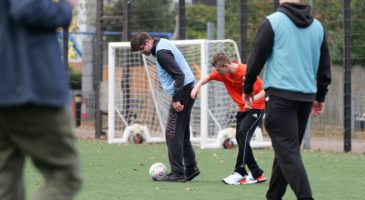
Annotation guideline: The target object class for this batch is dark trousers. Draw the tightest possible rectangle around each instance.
[234,110,264,178]
[265,95,313,200]
[165,84,197,175]
[0,105,82,200]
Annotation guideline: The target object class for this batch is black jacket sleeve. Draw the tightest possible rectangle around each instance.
[156,49,184,102]
[244,19,274,94]
[315,32,332,102]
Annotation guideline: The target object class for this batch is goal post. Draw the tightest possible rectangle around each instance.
[108,39,271,149]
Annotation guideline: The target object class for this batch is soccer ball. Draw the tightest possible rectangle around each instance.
[149,162,168,181]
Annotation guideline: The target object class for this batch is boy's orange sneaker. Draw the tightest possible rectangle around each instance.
[240,174,267,185]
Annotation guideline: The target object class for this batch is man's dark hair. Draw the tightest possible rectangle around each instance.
[130,32,153,51]
[211,52,231,67]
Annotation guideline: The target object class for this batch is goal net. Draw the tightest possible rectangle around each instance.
[108,39,271,148]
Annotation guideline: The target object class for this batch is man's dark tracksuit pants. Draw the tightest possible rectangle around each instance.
[265,95,314,200]
[165,83,197,175]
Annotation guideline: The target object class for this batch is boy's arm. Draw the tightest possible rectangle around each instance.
[191,75,210,99]
[253,90,265,101]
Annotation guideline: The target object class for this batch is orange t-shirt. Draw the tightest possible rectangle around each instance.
[209,63,265,112]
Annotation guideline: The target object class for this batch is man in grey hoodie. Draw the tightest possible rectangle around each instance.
[0,1,82,199]
[244,0,331,199]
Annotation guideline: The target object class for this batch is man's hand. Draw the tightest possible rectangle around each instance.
[244,104,252,111]
[172,101,184,112]
[311,101,325,117]
[243,93,254,111]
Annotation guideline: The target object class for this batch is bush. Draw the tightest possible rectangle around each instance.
[68,67,81,90]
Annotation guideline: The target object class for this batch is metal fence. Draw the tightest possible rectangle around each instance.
[65,0,365,149]
[311,66,365,138]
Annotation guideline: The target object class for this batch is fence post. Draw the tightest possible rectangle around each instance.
[240,0,248,63]
[207,21,215,40]
[343,0,352,152]
[217,0,225,40]
[95,0,104,138]
[274,0,279,9]
[178,0,185,39]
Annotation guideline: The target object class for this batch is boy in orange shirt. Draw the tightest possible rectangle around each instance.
[191,53,266,185]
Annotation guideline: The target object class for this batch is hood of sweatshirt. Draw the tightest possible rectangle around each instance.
[277,3,313,28]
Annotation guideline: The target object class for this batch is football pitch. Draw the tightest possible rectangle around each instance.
[25,139,365,200]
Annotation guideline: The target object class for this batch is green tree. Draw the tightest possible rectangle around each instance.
[186,3,216,39]
[68,67,82,90]
[104,0,176,34]
[99,0,364,66]
[225,0,273,53]
[310,0,343,65]
[351,0,365,66]
[310,0,365,66]
[185,1,274,54]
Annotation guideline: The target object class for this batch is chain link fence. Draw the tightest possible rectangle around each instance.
[65,0,364,150]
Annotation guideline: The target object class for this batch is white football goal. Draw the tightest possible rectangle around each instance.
[108,39,271,149]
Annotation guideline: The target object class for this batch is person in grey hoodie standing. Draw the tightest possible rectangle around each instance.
[243,0,331,199]
[0,1,82,200]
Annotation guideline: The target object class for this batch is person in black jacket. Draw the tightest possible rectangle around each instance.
[130,32,200,182]
[243,0,331,199]
[0,1,82,200]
